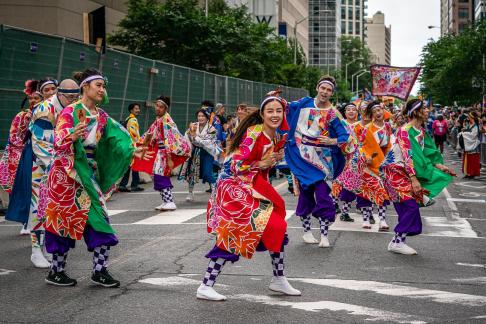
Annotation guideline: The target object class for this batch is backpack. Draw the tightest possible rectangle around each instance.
[120,116,132,128]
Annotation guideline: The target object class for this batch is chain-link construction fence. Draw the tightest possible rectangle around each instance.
[0,25,308,148]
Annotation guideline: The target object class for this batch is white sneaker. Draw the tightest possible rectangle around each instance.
[388,242,417,255]
[362,220,371,229]
[196,284,227,301]
[20,227,30,235]
[269,276,301,296]
[186,193,194,202]
[31,247,51,268]
[318,235,330,248]
[155,202,177,211]
[378,220,389,232]
[155,203,165,210]
[302,232,318,244]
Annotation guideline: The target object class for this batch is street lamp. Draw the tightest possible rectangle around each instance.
[427,25,439,29]
[345,57,362,90]
[351,69,366,95]
[294,16,308,64]
[355,71,370,95]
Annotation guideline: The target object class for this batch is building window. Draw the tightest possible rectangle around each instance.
[356,8,360,20]
[348,21,353,34]
[458,8,469,18]
[341,7,346,19]
[341,0,346,4]
[356,0,360,5]
[341,21,346,32]
[348,7,353,19]
[314,22,319,32]
[355,22,360,34]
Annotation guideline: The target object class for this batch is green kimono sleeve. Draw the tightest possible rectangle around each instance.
[95,118,135,193]
[408,127,452,198]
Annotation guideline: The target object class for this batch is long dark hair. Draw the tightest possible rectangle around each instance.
[228,110,263,153]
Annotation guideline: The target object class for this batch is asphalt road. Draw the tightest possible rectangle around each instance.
[1,146,485,324]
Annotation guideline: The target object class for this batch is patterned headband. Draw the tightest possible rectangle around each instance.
[317,80,335,91]
[80,75,104,88]
[39,80,57,92]
[260,96,284,111]
[408,101,422,117]
[345,103,357,110]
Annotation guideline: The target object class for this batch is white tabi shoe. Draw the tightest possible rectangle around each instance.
[387,242,417,255]
[269,276,301,296]
[302,232,318,244]
[160,202,177,211]
[378,220,389,232]
[196,284,227,301]
[362,220,371,229]
[318,235,330,248]
[186,193,194,202]
[31,247,51,268]
[20,227,30,235]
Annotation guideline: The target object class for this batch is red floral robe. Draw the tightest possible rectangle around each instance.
[207,124,286,259]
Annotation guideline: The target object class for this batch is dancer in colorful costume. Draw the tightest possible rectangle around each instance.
[44,69,150,286]
[285,76,354,248]
[380,99,453,255]
[198,95,300,301]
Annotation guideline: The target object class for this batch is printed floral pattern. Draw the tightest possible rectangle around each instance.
[371,65,421,101]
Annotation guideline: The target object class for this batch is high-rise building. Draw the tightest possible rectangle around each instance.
[474,0,486,20]
[226,0,309,61]
[308,0,342,71]
[340,0,367,42]
[440,0,474,36]
[365,11,391,65]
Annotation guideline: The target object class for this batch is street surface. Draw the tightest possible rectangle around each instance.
[1,147,486,323]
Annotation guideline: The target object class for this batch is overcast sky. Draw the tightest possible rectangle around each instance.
[366,0,441,94]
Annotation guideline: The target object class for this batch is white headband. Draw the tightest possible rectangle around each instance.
[317,80,335,91]
[345,104,357,110]
[371,104,381,111]
[156,99,169,109]
[39,80,56,92]
[408,101,422,117]
[80,75,104,88]
[260,96,283,111]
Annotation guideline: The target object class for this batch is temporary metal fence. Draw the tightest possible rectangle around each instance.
[0,24,308,148]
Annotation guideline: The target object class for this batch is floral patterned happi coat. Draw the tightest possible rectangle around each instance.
[207,124,287,259]
[44,101,134,240]
[0,109,32,193]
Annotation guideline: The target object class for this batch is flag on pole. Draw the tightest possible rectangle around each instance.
[370,65,421,101]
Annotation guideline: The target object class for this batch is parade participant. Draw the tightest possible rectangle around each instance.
[459,111,481,179]
[235,103,248,129]
[359,101,393,231]
[180,109,221,202]
[432,114,448,153]
[285,76,354,248]
[119,103,144,192]
[6,79,80,268]
[38,77,58,100]
[380,99,453,255]
[44,68,151,286]
[133,96,191,211]
[0,80,42,235]
[197,95,300,301]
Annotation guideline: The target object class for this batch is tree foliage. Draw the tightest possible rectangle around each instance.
[419,20,485,106]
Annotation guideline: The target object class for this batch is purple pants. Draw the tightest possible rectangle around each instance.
[45,225,118,254]
[154,175,172,191]
[206,234,289,262]
[296,180,336,222]
[393,199,422,236]
[339,189,372,209]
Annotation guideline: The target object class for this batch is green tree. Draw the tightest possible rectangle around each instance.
[340,35,372,98]
[420,20,485,106]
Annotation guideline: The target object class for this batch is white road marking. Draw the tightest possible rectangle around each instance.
[471,315,486,319]
[423,217,477,238]
[443,188,458,212]
[139,276,227,287]
[233,294,427,324]
[289,278,486,307]
[456,263,486,269]
[0,269,16,276]
[108,210,129,216]
[134,209,207,225]
[455,182,486,189]
[452,277,486,284]
[447,198,486,204]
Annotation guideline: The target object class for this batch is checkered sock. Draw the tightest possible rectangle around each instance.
[342,201,351,214]
[333,197,339,209]
[202,258,226,287]
[160,188,174,203]
[51,252,67,273]
[318,218,332,236]
[270,251,285,277]
[361,207,370,222]
[93,245,110,273]
[378,205,387,221]
[367,206,374,220]
[300,214,312,232]
[393,233,407,243]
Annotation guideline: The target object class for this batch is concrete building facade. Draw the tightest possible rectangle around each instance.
[308,0,342,71]
[340,0,367,42]
[474,0,486,20]
[440,0,475,35]
[365,11,391,65]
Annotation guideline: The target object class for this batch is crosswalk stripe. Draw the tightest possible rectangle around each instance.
[233,294,428,324]
[134,209,207,225]
[108,210,129,216]
[289,278,486,307]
